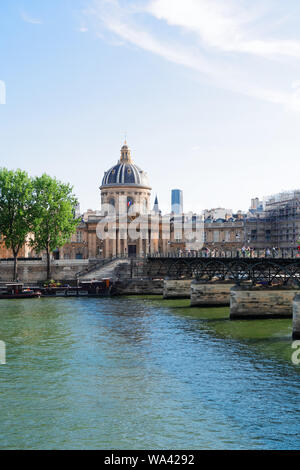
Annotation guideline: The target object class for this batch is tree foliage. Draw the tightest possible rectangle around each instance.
[0,169,79,280]
[30,174,79,279]
[0,169,33,280]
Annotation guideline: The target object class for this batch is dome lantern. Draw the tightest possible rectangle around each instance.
[120,141,132,163]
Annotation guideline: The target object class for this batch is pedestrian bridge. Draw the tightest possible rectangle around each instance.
[143,252,300,286]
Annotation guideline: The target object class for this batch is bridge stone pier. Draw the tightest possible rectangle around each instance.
[191,281,234,307]
[230,286,299,319]
[163,280,191,299]
[293,295,300,339]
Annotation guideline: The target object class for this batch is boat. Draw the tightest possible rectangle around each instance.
[78,279,112,297]
[40,279,112,297]
[0,283,41,299]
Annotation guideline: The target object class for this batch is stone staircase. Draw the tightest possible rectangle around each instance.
[79,258,130,281]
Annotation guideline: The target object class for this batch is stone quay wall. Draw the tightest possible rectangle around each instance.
[112,279,164,295]
[0,260,90,283]
[163,280,191,299]
[190,281,234,307]
[230,286,299,319]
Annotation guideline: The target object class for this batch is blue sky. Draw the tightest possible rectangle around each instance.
[1,0,300,213]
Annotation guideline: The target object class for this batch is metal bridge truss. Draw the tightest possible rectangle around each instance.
[143,257,300,287]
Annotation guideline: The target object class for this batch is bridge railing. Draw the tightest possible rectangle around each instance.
[148,249,300,259]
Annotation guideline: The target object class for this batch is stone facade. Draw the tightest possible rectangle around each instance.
[245,191,300,251]
[204,220,244,251]
[0,238,31,259]
[60,220,103,260]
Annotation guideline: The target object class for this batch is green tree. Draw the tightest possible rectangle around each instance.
[0,169,33,281]
[30,174,79,280]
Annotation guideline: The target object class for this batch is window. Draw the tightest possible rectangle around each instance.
[251,230,257,241]
[174,231,182,242]
[127,197,134,212]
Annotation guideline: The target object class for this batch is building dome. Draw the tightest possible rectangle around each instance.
[101,142,151,189]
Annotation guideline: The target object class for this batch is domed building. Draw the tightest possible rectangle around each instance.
[100,142,151,216]
[100,142,154,258]
[60,141,164,261]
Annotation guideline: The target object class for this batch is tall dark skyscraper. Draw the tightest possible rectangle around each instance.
[171,189,183,214]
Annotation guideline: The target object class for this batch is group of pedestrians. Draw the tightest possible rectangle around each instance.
[155,245,299,258]
[176,246,281,258]
[240,246,279,258]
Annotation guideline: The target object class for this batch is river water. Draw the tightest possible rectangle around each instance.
[0,296,299,450]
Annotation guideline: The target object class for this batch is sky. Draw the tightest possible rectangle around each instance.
[1,0,300,214]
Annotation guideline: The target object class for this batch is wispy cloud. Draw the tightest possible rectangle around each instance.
[85,0,300,111]
[148,0,300,59]
[20,11,43,25]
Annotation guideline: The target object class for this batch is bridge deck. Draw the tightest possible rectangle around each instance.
[144,256,300,286]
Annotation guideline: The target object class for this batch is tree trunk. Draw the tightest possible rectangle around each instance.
[13,256,18,282]
[46,248,51,280]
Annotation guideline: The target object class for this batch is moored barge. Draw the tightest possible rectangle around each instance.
[41,279,112,297]
[0,283,41,299]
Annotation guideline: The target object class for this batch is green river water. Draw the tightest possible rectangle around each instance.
[0,296,299,449]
